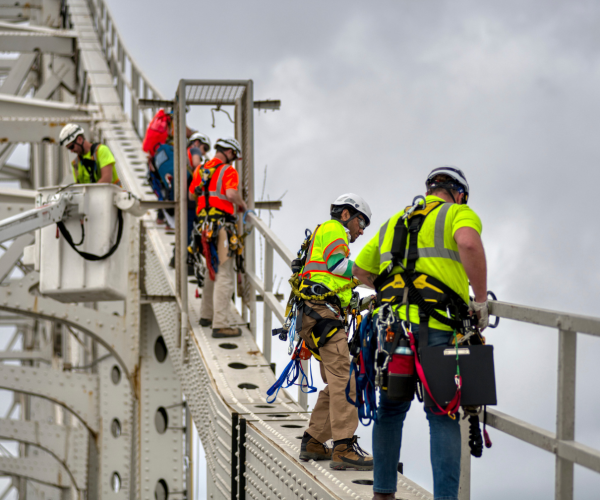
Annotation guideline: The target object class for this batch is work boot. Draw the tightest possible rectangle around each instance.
[330,436,373,471]
[299,432,332,461]
[372,494,395,500]
[199,318,212,328]
[212,327,242,338]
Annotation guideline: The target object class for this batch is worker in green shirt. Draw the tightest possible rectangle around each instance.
[59,123,120,185]
[352,167,488,500]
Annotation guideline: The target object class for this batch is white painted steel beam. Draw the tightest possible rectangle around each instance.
[0,30,75,55]
[0,364,99,433]
[0,272,136,377]
[0,418,88,489]
[0,457,67,489]
[0,233,34,283]
[0,349,51,362]
[0,53,36,95]
[0,164,29,181]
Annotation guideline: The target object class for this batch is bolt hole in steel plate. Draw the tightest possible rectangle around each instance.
[154,336,168,363]
[352,479,374,485]
[188,278,197,284]
[254,404,274,408]
[134,168,145,172]
[111,418,121,438]
[155,479,169,500]
[266,414,289,418]
[228,362,248,369]
[155,407,169,434]
[238,383,258,390]
[111,472,121,492]
[165,231,175,235]
[281,424,303,428]
[131,161,143,165]
[111,365,121,385]
[219,343,238,350]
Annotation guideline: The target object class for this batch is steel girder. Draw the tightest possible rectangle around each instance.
[0,273,137,378]
[0,53,37,95]
[0,94,95,143]
[0,233,34,283]
[0,419,88,490]
[0,24,75,55]
[0,364,99,433]
[0,457,68,490]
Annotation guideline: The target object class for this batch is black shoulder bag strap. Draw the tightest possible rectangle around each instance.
[57,209,124,261]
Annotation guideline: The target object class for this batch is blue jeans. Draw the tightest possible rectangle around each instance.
[372,324,461,500]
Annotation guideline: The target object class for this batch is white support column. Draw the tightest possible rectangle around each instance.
[458,414,471,500]
[262,241,273,363]
[555,328,576,500]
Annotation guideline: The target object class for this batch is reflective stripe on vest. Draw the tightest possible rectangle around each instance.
[379,203,461,266]
[300,220,353,307]
[196,162,235,214]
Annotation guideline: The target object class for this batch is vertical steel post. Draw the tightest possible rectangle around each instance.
[555,328,576,500]
[231,413,239,500]
[262,241,273,363]
[238,418,247,500]
[186,403,193,500]
[175,80,188,351]
[458,414,471,500]
[235,99,247,325]
[244,81,256,338]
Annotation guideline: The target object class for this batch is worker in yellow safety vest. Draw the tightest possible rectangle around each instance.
[59,123,120,185]
[352,167,489,500]
[298,193,374,471]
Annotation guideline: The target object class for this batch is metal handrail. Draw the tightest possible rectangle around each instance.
[246,211,600,500]
[86,0,165,136]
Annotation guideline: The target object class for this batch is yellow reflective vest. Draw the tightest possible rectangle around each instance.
[300,219,353,307]
[354,195,482,330]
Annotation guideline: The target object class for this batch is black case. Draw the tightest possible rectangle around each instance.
[421,339,497,408]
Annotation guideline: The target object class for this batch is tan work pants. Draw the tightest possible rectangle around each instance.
[200,228,236,329]
[301,302,358,443]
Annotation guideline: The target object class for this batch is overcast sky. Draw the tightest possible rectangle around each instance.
[37,0,598,497]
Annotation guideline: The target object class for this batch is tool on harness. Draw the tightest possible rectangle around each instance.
[266,339,317,403]
[462,405,492,457]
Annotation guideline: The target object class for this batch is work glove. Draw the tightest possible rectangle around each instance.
[470,299,489,331]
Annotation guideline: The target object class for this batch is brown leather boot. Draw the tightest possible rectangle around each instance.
[372,494,395,500]
[299,432,331,461]
[212,327,242,338]
[330,436,373,470]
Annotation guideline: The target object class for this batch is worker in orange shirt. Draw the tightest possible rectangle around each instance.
[189,137,247,338]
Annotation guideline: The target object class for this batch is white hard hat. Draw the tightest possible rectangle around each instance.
[426,166,470,204]
[331,193,372,226]
[188,132,211,149]
[215,137,242,159]
[59,123,84,146]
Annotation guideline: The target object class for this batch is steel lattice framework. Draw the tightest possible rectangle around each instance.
[0,1,599,500]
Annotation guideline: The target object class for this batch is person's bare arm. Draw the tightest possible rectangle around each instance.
[352,263,378,290]
[225,188,247,212]
[455,227,487,302]
[98,164,114,184]
[188,190,196,201]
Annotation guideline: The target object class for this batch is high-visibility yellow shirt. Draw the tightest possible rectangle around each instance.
[72,144,119,184]
[354,195,482,330]
[300,219,353,307]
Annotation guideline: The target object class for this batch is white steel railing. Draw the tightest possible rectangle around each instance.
[245,212,600,500]
[84,0,166,136]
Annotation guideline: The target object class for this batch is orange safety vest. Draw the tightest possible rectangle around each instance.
[195,160,236,215]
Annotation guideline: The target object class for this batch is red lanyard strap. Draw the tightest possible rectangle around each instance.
[406,329,461,418]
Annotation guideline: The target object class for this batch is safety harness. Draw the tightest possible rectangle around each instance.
[75,143,101,183]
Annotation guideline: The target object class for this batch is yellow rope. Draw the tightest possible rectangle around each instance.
[288,274,360,302]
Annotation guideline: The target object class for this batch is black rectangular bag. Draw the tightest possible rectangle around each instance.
[419,328,497,408]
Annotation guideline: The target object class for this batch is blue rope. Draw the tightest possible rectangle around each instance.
[346,312,378,425]
[266,342,317,404]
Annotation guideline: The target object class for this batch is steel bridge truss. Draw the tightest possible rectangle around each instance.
[0,1,598,500]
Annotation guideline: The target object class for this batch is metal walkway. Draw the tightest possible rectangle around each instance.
[0,1,598,500]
